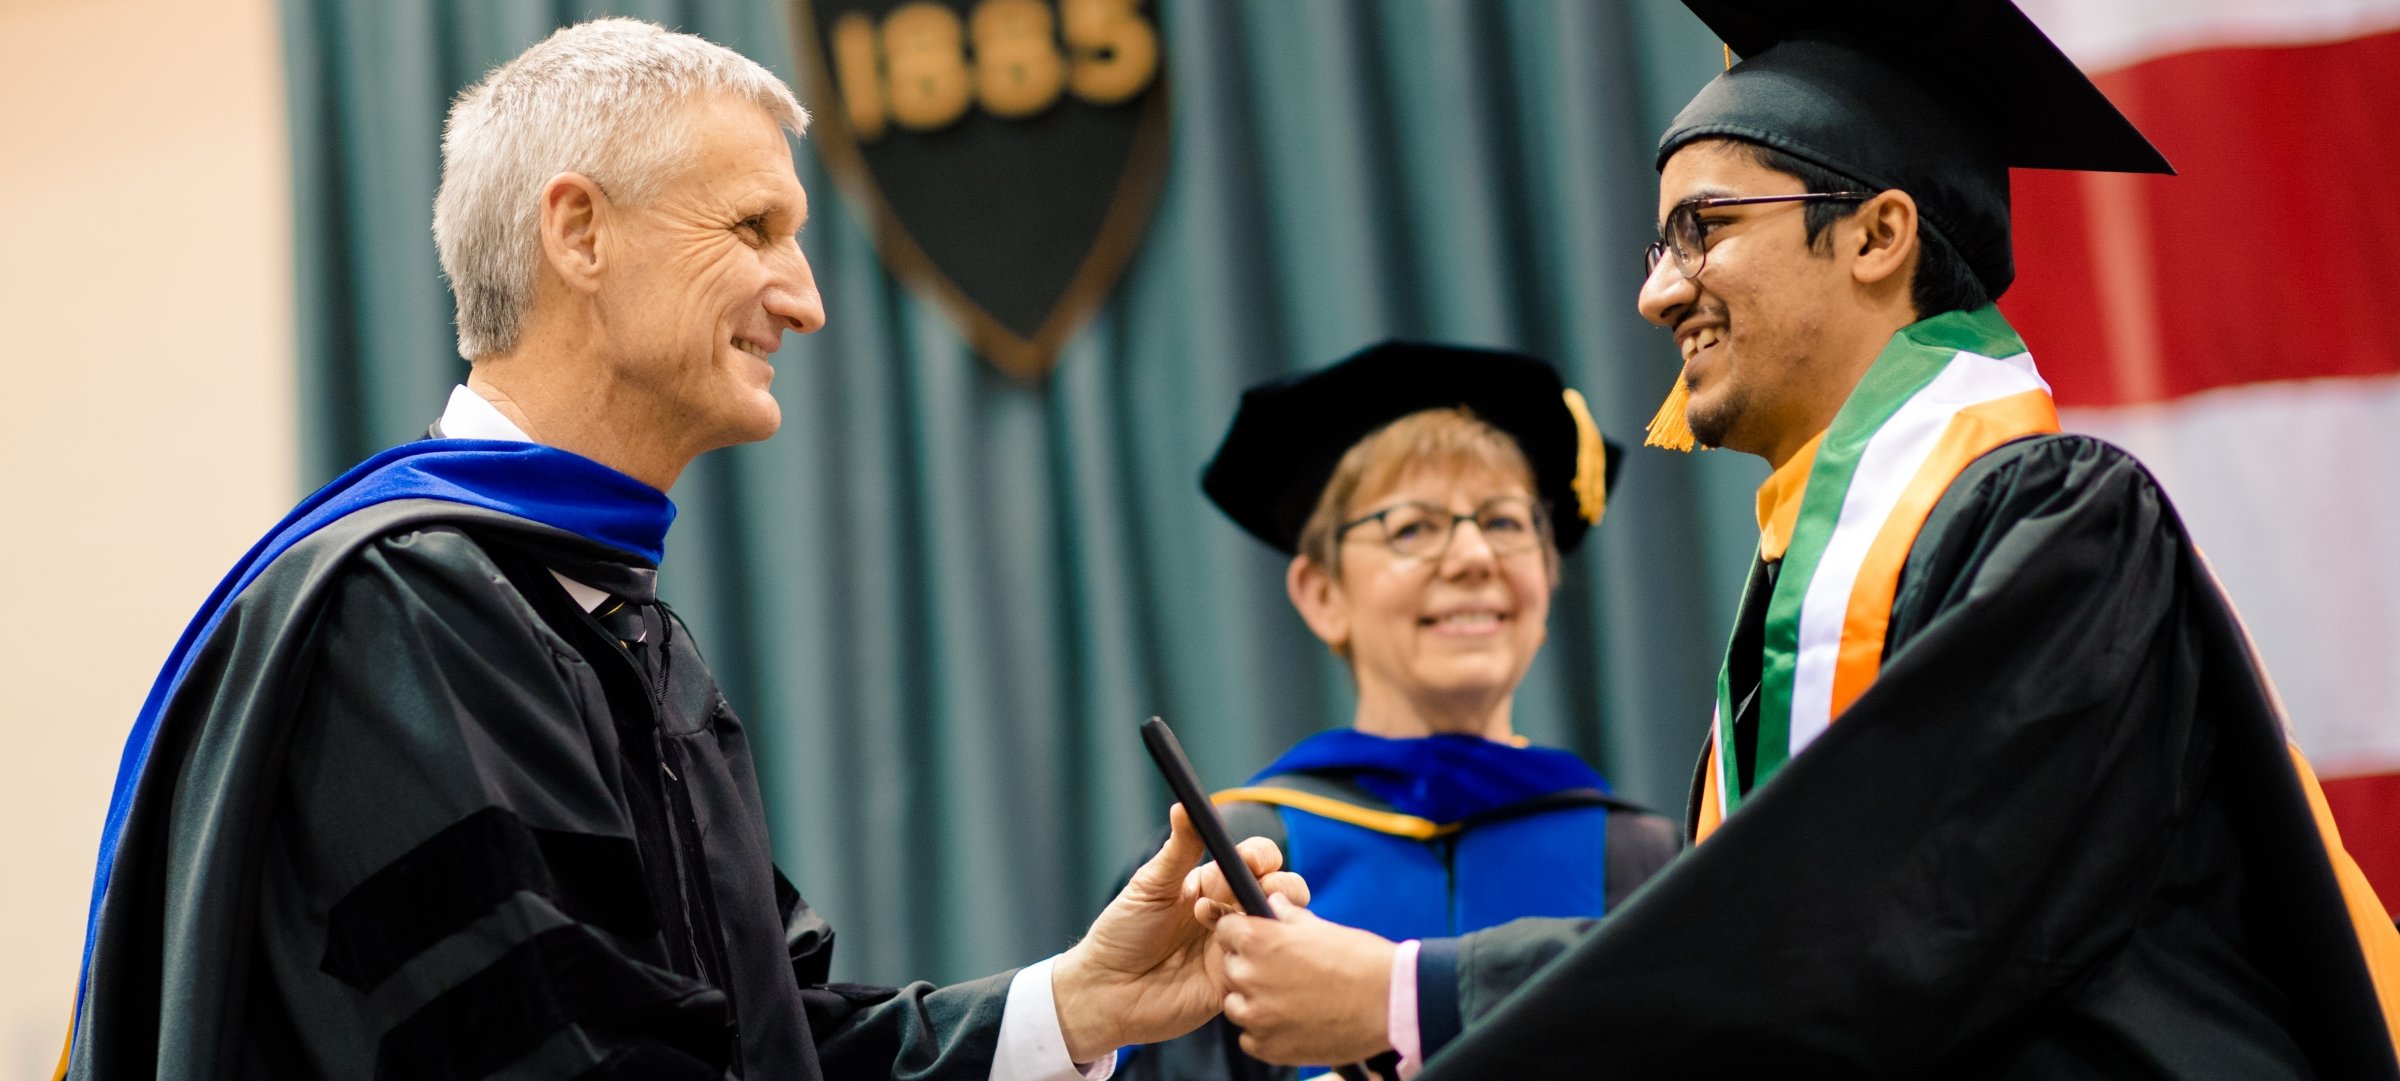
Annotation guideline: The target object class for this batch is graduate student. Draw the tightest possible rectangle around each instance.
[1119,342,1678,1081]
[1206,1,2400,1077]
[61,19,1298,1080]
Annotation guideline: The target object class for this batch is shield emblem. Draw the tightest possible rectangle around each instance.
[789,0,1171,381]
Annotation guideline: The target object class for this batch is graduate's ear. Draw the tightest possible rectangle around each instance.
[537,172,610,294]
[1847,188,1920,291]
[1285,555,1352,658]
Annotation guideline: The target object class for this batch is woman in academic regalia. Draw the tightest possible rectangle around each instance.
[1121,341,1681,1081]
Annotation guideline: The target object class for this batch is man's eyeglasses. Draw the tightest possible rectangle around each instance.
[1642,192,1874,281]
[1337,496,1549,561]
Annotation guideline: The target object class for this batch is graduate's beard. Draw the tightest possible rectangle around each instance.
[1685,374,1750,451]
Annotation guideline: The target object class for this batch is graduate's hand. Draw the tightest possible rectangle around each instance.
[1184,836,1312,928]
[1052,804,1309,1063]
[1214,896,1397,1065]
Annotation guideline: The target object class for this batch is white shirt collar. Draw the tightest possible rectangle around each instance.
[438,384,612,613]
[439,384,536,442]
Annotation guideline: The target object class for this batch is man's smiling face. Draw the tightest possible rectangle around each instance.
[595,91,824,454]
[1637,139,1863,460]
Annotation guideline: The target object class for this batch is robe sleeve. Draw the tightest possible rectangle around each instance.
[788,977,1011,1080]
[258,528,733,1078]
[1419,436,2208,1077]
[770,872,1015,1080]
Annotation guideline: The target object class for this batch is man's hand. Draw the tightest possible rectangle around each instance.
[1051,804,1309,1063]
[1214,895,1397,1065]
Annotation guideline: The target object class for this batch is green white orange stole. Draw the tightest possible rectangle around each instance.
[1684,305,2400,1052]
[1694,305,2059,840]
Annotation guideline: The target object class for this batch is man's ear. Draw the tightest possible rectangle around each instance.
[1286,555,1351,657]
[1848,188,1920,289]
[538,172,609,294]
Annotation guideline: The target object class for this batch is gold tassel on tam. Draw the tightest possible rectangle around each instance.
[1560,388,1610,525]
[1645,375,1699,452]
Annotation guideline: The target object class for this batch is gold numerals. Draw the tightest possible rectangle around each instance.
[829,0,1159,140]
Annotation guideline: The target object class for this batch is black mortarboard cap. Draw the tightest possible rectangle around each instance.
[1202,341,1624,556]
[1658,0,2173,299]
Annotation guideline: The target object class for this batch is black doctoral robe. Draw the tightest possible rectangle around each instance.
[1411,435,2399,1079]
[70,499,1009,1080]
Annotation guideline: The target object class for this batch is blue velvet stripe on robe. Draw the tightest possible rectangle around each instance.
[1250,729,1611,821]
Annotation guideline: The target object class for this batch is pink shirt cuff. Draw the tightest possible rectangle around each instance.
[1388,939,1422,1079]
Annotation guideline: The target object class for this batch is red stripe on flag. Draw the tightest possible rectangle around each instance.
[2002,29,2400,407]
[2323,771,2400,918]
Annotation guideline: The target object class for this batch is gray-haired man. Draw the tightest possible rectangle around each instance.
[65,19,1292,1081]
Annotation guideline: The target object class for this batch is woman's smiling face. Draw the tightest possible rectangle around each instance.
[1300,459,1556,728]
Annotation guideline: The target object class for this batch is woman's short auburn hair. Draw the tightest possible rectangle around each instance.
[1294,406,1558,578]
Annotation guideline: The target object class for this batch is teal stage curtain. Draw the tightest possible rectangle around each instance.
[282,0,1767,985]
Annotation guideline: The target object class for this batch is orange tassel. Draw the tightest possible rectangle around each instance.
[1644,375,1699,452]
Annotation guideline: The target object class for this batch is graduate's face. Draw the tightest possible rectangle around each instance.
[1638,141,1859,460]
[594,93,825,451]
[1299,463,1554,729]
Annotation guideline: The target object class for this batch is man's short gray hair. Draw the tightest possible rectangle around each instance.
[433,18,809,360]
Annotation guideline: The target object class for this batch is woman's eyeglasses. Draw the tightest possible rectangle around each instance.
[1337,496,1548,560]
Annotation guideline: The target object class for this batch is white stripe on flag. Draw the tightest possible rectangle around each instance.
[2062,373,2400,775]
[1789,352,2050,757]
[2018,0,2400,72]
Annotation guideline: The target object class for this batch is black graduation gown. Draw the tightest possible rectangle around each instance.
[1412,435,2398,1079]
[70,499,1009,1080]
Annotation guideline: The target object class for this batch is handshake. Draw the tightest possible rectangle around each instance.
[1049,803,1402,1069]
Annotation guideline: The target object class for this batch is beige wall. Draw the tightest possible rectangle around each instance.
[0,0,295,1074]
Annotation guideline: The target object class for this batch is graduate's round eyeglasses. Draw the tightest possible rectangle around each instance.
[1336,497,1549,561]
[1643,192,1875,280]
